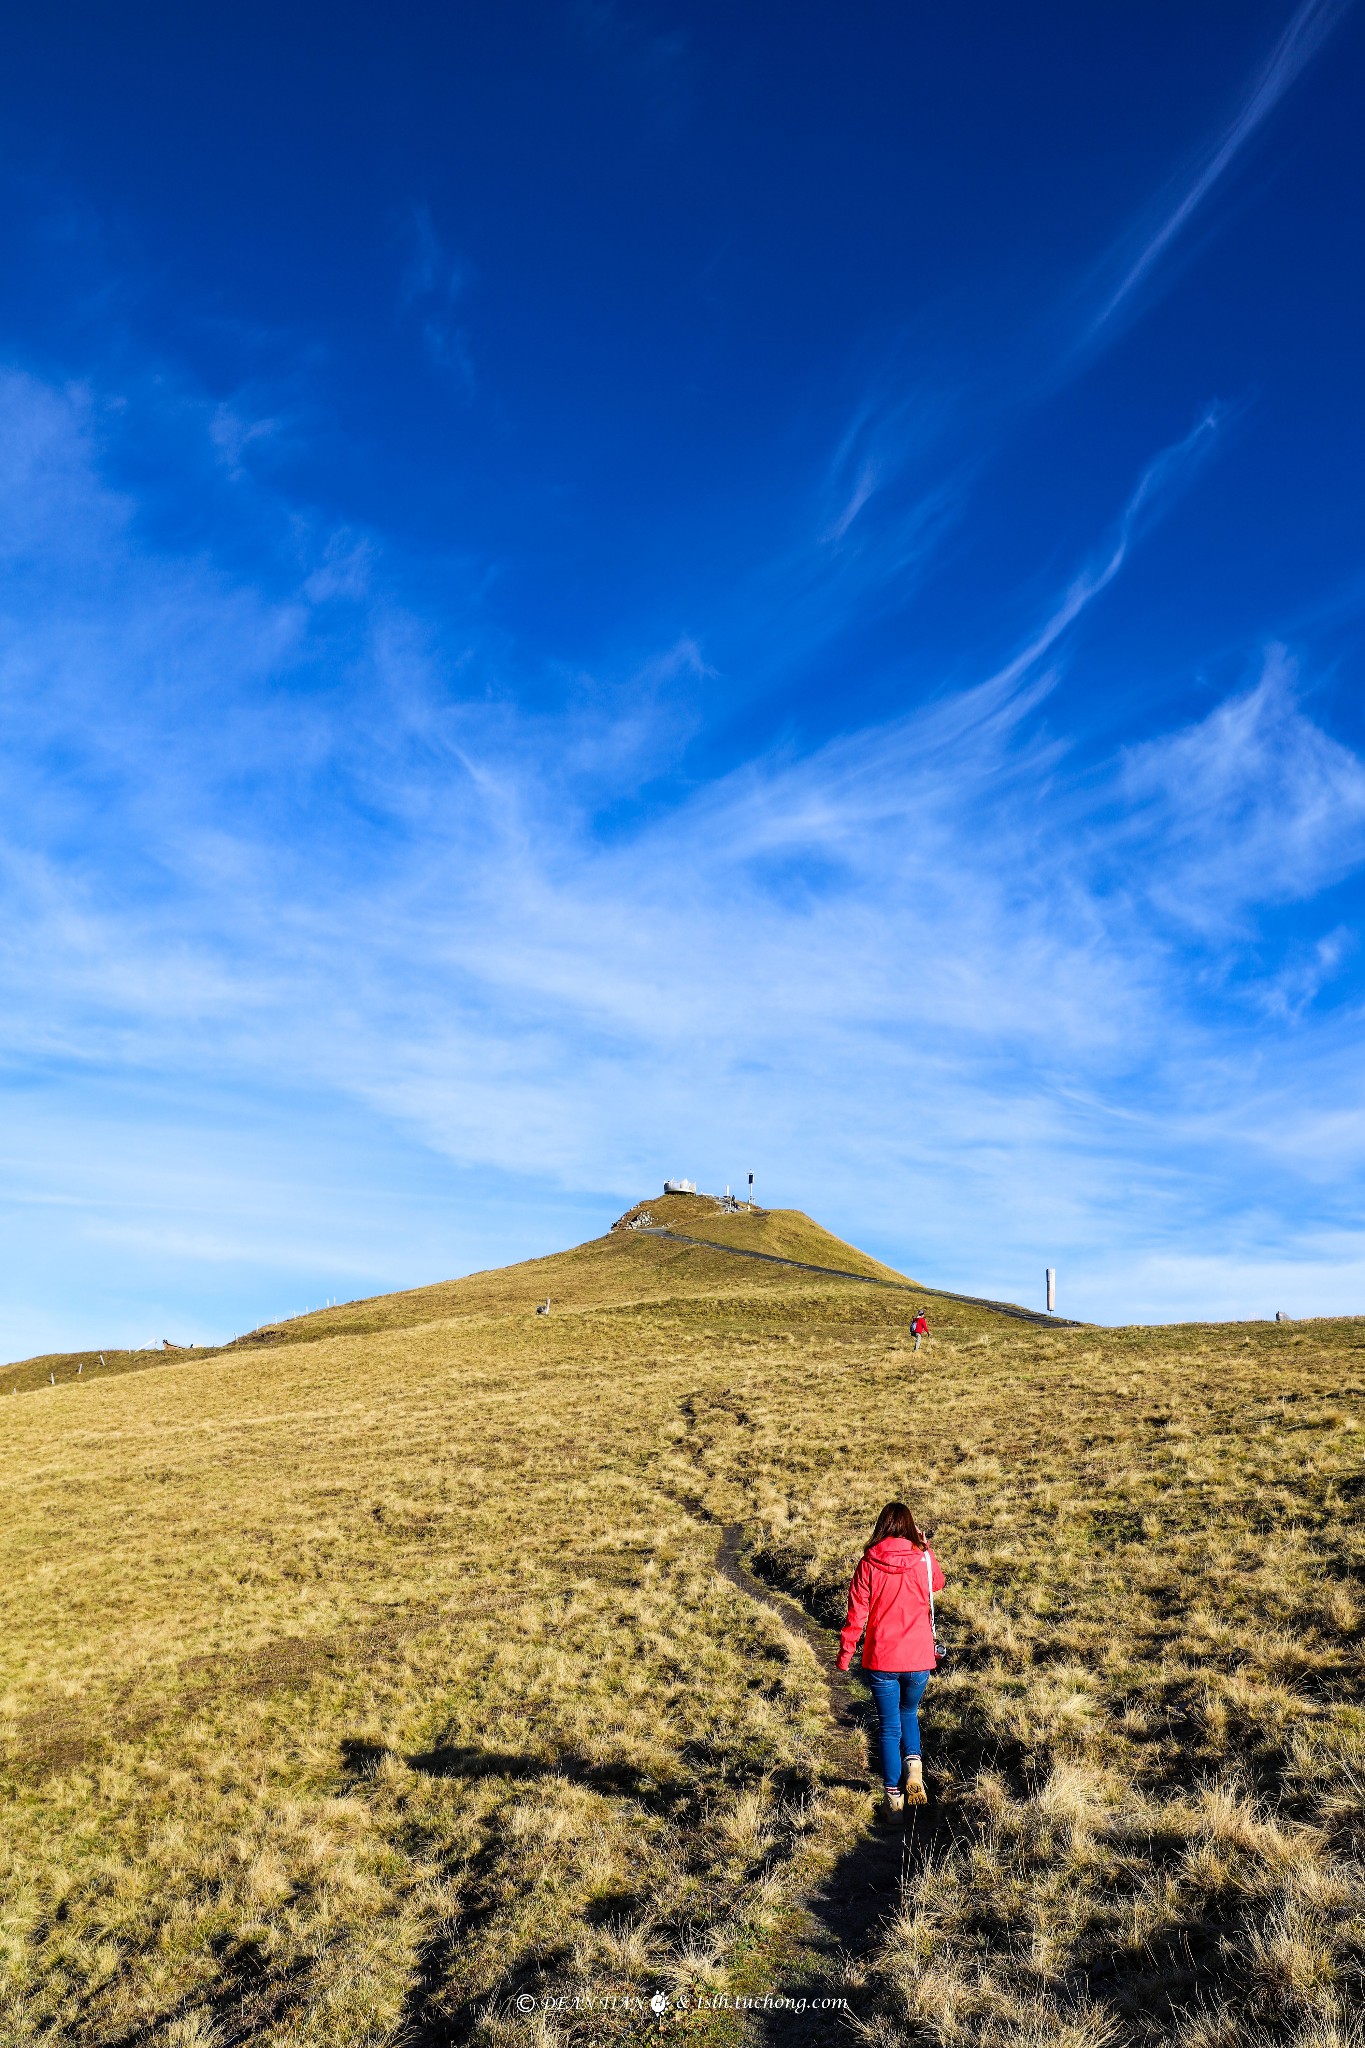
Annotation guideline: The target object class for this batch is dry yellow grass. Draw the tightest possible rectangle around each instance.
[2,1204,1363,2046]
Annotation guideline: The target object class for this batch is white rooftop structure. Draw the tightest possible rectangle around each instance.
[663,1178,696,1195]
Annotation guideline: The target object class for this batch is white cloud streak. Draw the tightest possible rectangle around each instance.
[1094,0,1352,332]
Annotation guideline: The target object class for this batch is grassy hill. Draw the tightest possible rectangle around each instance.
[2,1204,1363,2046]
[0,1201,920,1399]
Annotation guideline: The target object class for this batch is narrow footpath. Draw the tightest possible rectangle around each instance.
[713,1525,942,2043]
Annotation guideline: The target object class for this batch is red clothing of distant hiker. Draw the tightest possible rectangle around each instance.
[837,1537,945,1672]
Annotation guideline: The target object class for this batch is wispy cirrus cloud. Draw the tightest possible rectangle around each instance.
[1120,647,1365,928]
[805,0,1343,644]
[3,364,1365,1350]
[900,406,1224,746]
[1092,0,1353,335]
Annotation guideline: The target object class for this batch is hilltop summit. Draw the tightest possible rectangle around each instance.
[608,1189,913,1285]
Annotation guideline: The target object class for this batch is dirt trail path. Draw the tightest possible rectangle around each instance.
[714,1525,868,1786]
[714,1524,943,2042]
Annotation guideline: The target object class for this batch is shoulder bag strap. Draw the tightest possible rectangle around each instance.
[924,1547,936,1633]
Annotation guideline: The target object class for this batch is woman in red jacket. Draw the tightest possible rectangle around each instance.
[836,1500,945,1812]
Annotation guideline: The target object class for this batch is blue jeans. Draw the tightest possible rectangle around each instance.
[865,1669,930,1787]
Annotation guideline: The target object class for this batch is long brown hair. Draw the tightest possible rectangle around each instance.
[870,1500,928,1548]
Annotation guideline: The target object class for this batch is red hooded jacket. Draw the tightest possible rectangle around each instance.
[837,1537,945,1672]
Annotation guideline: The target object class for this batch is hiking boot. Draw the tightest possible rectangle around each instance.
[883,1786,905,1815]
[904,1757,926,1805]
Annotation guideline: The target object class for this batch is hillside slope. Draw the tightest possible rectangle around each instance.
[2,1207,1363,2047]
[0,1204,909,1395]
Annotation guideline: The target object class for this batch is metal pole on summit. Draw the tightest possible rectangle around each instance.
[1046,1268,1056,1314]
[748,1172,754,1208]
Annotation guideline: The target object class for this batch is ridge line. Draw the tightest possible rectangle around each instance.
[652,1230,1084,1327]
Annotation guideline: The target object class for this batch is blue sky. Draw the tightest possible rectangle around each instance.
[3,0,1365,1352]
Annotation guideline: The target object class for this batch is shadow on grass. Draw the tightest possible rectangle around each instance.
[341,1733,705,2046]
[354,1735,697,1814]
[98,1940,317,2048]
[753,1795,945,2047]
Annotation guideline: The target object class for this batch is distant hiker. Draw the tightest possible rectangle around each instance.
[911,1311,929,1353]
[836,1500,946,1815]
[535,1298,551,1317]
